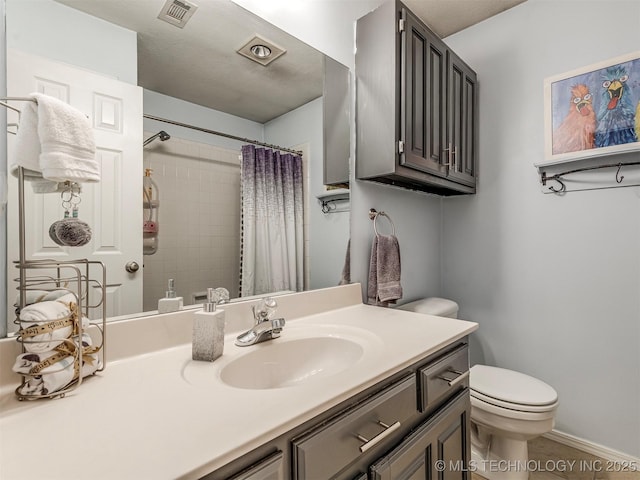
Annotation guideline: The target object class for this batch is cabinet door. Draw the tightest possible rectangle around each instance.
[400,8,447,178]
[227,451,285,480]
[369,390,470,480]
[323,56,351,186]
[292,375,417,479]
[446,50,477,187]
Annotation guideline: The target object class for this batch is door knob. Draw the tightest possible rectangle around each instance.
[125,261,140,273]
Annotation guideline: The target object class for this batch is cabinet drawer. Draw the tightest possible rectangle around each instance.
[370,388,470,480]
[227,451,284,480]
[292,374,417,479]
[419,344,469,412]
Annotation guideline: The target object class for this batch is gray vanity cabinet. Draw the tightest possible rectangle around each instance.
[356,0,478,195]
[202,340,470,480]
[369,389,470,480]
[228,451,285,480]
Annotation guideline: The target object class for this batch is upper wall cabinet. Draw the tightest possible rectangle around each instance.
[356,0,478,195]
[323,57,351,187]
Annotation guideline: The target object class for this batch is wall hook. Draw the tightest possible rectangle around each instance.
[616,163,624,184]
[548,176,566,194]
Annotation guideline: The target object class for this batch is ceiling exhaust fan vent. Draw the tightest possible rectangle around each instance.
[158,0,198,28]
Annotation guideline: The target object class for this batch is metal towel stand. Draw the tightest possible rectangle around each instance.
[2,96,107,400]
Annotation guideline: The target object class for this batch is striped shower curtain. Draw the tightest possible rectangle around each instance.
[240,145,304,297]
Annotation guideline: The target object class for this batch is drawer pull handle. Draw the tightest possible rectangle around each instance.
[356,421,401,453]
[438,369,469,388]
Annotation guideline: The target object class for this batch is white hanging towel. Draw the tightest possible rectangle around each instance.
[10,93,98,186]
[10,99,57,192]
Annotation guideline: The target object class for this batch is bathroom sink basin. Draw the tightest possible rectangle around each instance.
[220,336,363,389]
[182,324,380,390]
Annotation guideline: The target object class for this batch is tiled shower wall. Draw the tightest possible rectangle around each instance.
[142,134,241,312]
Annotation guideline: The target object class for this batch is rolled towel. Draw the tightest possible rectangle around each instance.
[10,93,98,184]
[14,289,70,310]
[18,293,87,353]
[12,333,101,396]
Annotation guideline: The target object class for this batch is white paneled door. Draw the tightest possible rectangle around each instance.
[7,49,143,325]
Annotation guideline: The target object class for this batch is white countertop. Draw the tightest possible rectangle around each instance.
[0,291,477,480]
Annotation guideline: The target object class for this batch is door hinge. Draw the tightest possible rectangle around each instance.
[398,18,405,33]
[398,140,405,154]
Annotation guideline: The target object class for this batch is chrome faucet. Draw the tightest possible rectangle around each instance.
[235,297,286,347]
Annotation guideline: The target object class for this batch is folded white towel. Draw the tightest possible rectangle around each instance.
[10,93,98,185]
[10,99,59,192]
[12,333,101,396]
[35,93,98,182]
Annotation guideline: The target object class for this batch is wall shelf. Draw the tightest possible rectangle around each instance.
[316,189,349,213]
[535,156,640,194]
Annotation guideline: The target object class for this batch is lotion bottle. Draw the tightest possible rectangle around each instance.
[157,279,183,313]
[192,288,225,362]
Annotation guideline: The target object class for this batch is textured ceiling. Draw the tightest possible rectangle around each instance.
[56,0,526,123]
[404,0,526,38]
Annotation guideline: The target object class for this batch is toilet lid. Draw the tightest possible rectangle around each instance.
[470,365,558,407]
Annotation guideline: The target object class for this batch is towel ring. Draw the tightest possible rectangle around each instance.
[369,208,396,237]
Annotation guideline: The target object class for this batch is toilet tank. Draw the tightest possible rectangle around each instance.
[397,297,459,318]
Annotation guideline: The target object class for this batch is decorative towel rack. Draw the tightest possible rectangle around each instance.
[540,161,640,194]
[2,97,107,400]
[317,190,350,214]
[369,208,396,236]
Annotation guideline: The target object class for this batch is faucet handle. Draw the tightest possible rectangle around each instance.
[253,297,278,323]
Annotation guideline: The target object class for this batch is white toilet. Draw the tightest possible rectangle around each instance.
[398,298,558,480]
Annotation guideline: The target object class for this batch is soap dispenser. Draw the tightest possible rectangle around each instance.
[158,279,183,313]
[192,288,228,362]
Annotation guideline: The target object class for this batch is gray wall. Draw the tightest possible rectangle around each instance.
[6,0,136,84]
[444,0,640,457]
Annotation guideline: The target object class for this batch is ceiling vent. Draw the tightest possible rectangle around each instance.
[158,0,198,28]
[237,35,286,66]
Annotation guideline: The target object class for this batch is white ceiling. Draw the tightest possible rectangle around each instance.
[404,0,526,38]
[56,0,525,124]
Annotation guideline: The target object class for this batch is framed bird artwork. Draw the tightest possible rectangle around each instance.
[543,51,640,164]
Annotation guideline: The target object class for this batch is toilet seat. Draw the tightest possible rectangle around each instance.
[470,365,558,413]
[471,389,558,414]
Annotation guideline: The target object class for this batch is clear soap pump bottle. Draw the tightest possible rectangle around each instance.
[158,278,183,313]
[192,288,228,362]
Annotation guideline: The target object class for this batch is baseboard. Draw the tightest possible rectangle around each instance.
[544,430,640,464]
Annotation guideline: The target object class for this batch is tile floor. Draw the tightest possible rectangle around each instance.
[470,437,640,480]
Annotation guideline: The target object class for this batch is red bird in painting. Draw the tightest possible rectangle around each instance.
[552,84,596,154]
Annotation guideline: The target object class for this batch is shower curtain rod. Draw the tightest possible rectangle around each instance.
[143,114,303,156]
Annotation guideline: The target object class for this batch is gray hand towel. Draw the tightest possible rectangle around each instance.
[338,239,351,285]
[367,234,402,307]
